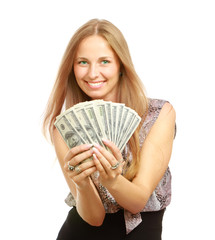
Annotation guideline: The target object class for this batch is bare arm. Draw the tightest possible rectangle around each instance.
[52,129,105,226]
[92,102,176,214]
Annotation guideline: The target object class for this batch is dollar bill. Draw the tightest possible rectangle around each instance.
[55,100,141,153]
[119,114,141,151]
[117,107,137,148]
[116,106,129,146]
[114,103,125,144]
[111,103,118,144]
[64,109,92,144]
[94,100,111,140]
[54,116,85,148]
[73,105,104,147]
[105,101,113,142]
[83,101,104,139]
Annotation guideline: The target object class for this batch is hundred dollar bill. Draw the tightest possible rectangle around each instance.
[54,115,85,148]
[55,100,141,154]
[73,105,104,147]
[94,100,110,140]
[117,107,137,148]
[111,103,118,144]
[64,109,92,144]
[55,101,91,121]
[82,101,107,148]
[119,114,141,151]
[105,101,113,142]
[114,103,125,145]
[116,106,129,146]
[55,115,94,164]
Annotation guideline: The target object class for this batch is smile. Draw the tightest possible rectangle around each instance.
[88,82,103,86]
[86,81,105,89]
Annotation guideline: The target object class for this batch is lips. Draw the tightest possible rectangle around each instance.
[88,82,103,86]
[86,81,106,89]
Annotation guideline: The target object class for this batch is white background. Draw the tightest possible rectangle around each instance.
[0,0,215,239]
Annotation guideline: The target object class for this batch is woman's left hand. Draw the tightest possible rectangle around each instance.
[92,139,124,187]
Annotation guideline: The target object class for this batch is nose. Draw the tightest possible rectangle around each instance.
[88,63,99,79]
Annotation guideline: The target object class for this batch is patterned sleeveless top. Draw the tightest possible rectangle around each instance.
[65,99,172,234]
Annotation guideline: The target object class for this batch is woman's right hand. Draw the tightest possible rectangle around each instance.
[63,144,97,189]
[53,129,105,225]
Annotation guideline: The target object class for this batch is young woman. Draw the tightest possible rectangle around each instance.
[43,18,176,240]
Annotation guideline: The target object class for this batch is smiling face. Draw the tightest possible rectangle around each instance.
[73,35,121,102]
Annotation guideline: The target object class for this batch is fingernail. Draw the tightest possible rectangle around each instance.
[92,147,99,153]
[93,143,101,149]
[87,144,94,148]
[102,138,109,144]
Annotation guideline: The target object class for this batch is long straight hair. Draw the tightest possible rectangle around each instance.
[42,19,148,180]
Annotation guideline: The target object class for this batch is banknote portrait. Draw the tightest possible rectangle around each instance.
[65,130,82,148]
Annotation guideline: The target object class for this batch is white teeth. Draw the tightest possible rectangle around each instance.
[88,82,103,86]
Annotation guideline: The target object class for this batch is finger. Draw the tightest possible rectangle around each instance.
[72,148,93,166]
[73,166,97,182]
[78,158,96,171]
[64,148,93,172]
[92,147,112,172]
[67,159,95,177]
[64,144,93,162]
[93,153,106,174]
[102,139,122,161]
[93,151,122,180]
[93,143,121,167]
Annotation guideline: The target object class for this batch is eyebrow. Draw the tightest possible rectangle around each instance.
[75,57,88,61]
[75,56,113,61]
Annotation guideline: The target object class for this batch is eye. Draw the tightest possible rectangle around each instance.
[101,60,110,64]
[78,61,88,65]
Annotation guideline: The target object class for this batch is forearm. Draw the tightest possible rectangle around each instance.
[92,143,151,214]
[75,177,105,226]
[105,175,150,214]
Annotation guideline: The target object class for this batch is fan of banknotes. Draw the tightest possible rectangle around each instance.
[54,100,141,152]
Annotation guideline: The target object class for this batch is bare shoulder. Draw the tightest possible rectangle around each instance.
[157,102,176,121]
[147,102,176,142]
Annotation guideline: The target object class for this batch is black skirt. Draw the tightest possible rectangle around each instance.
[57,207,165,240]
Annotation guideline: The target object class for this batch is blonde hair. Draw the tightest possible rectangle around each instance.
[42,19,148,180]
